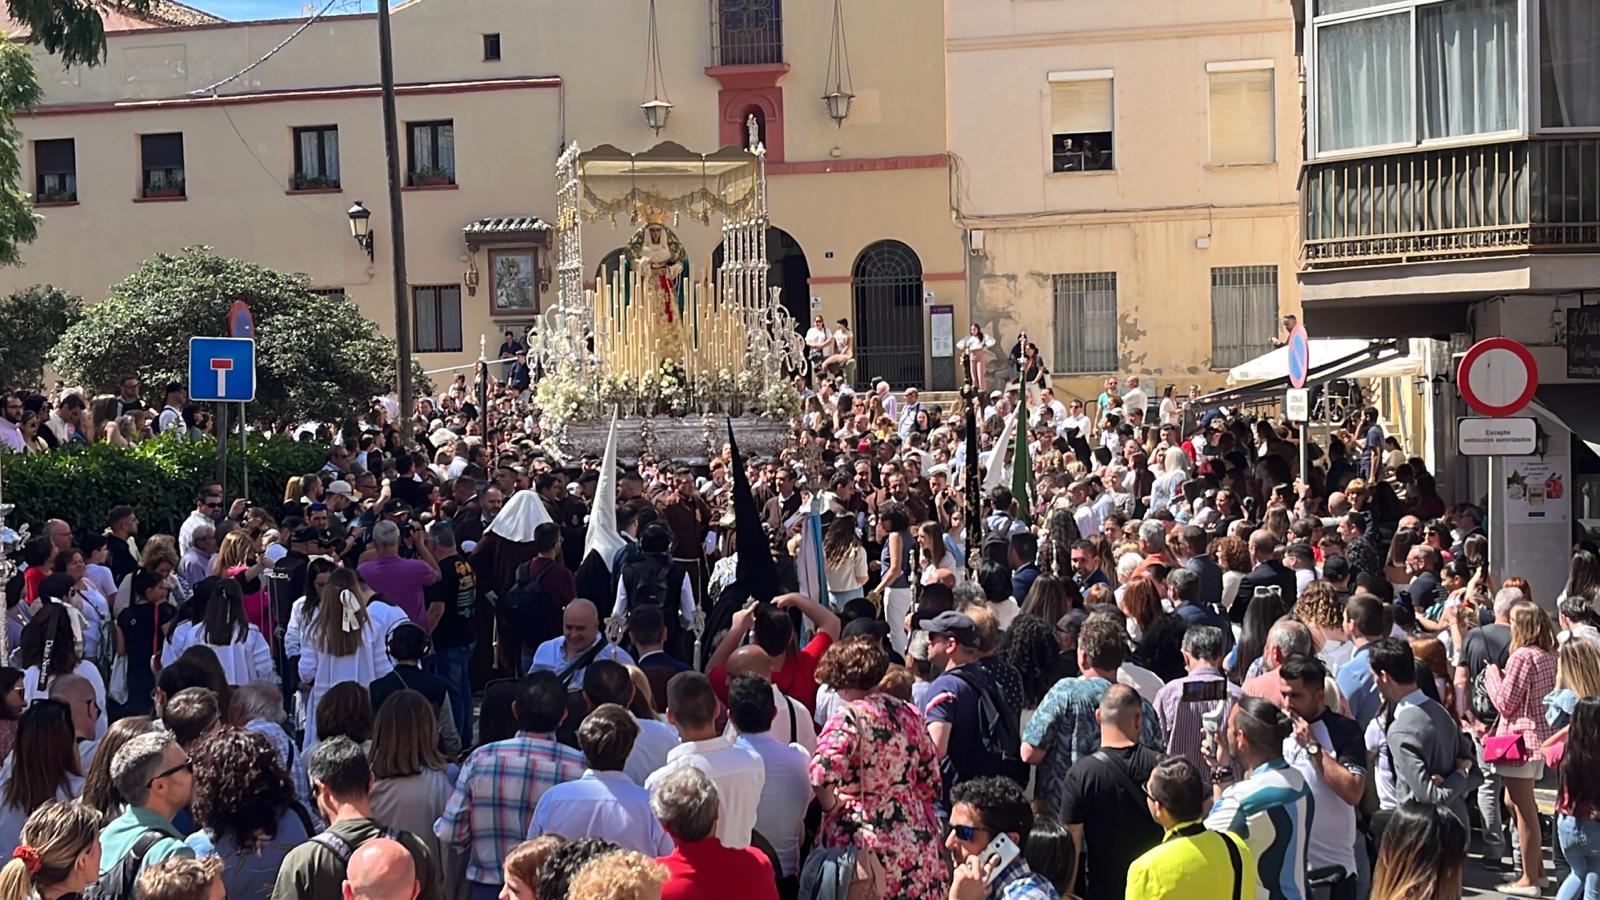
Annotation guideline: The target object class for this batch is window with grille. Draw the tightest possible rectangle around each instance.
[1052,273,1118,373]
[309,288,347,299]
[1049,72,1114,172]
[1210,265,1278,368]
[34,139,75,202]
[715,0,782,66]
[413,285,462,353]
[140,133,184,197]
[291,126,340,190]
[1207,65,1275,164]
[406,121,455,186]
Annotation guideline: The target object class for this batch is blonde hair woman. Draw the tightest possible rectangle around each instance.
[568,849,670,900]
[1483,603,1559,893]
[0,801,101,900]
[297,568,390,749]
[1541,639,1600,763]
[113,535,183,616]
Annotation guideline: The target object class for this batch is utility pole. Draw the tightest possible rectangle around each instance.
[377,0,413,442]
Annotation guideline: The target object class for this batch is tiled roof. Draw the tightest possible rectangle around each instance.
[142,1,226,26]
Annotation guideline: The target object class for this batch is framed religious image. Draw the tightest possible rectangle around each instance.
[490,249,539,315]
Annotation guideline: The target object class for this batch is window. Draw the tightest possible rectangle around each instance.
[483,33,501,60]
[1210,266,1278,368]
[715,0,782,66]
[1419,0,1518,140]
[1312,0,1523,155]
[292,126,340,190]
[34,139,75,202]
[406,121,455,186]
[1052,273,1117,373]
[1207,65,1275,164]
[140,133,184,198]
[413,285,462,353]
[1541,0,1600,129]
[1048,73,1114,172]
[309,287,347,299]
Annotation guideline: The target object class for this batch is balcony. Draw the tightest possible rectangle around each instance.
[709,0,782,67]
[1303,138,1600,270]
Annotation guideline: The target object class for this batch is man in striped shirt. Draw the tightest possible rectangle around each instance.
[1203,696,1313,900]
[435,670,586,900]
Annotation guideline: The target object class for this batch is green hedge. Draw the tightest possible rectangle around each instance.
[2,434,329,538]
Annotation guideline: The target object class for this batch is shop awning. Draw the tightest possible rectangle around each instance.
[1226,339,1424,385]
[1533,385,1600,457]
[1195,338,1415,411]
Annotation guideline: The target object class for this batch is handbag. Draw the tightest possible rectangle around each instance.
[108,655,129,705]
[1483,731,1530,766]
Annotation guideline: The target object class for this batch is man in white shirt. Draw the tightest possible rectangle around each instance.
[1122,376,1148,421]
[727,673,811,881]
[157,382,187,436]
[646,672,765,850]
[178,491,221,557]
[1060,397,1092,438]
[804,315,832,371]
[1032,387,1067,429]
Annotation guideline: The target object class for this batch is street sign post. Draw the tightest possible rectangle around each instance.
[1286,324,1310,483]
[1458,336,1538,417]
[1458,417,1538,456]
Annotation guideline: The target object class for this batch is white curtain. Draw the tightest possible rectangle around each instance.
[1542,0,1600,128]
[1316,13,1413,153]
[1419,0,1520,140]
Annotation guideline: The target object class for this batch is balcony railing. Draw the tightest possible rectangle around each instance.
[1302,138,1600,269]
[709,0,782,67]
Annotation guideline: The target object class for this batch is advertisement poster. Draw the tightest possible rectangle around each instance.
[1504,455,1569,524]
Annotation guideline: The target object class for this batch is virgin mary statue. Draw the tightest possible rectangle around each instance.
[622,209,689,370]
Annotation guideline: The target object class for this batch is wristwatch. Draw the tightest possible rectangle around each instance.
[1211,765,1236,785]
[1305,742,1322,757]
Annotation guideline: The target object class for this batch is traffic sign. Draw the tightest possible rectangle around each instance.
[1285,388,1309,423]
[1458,417,1538,456]
[228,300,255,338]
[1287,324,1310,389]
[189,337,256,403]
[1458,337,1538,417]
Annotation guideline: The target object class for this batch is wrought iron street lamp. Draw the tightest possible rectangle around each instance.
[347,201,374,261]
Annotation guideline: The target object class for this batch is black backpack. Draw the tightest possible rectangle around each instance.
[503,560,561,647]
[83,830,168,900]
[949,667,1030,788]
[310,825,405,865]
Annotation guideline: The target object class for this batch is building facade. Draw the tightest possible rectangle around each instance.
[1295,0,1600,599]
[947,0,1303,401]
[5,0,963,388]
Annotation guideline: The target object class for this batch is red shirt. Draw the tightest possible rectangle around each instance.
[658,838,777,900]
[710,631,833,712]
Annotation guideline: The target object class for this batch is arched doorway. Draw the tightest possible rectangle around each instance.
[595,248,627,284]
[852,240,924,388]
[711,225,811,330]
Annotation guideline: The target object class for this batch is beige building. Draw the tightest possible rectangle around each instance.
[947,0,1303,402]
[5,0,963,388]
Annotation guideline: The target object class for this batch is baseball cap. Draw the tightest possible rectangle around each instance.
[923,611,979,648]
[1321,555,1351,581]
[327,480,354,496]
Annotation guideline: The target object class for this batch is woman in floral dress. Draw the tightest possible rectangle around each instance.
[809,636,949,898]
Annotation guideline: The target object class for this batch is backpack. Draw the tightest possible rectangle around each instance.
[503,560,561,647]
[982,517,1015,558]
[949,667,1029,788]
[628,562,676,616]
[310,825,405,868]
[83,830,168,900]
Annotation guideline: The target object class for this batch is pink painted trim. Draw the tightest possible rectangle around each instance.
[767,154,948,176]
[26,75,561,117]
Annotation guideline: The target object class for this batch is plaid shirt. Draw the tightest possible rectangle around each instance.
[992,859,1061,900]
[435,732,587,883]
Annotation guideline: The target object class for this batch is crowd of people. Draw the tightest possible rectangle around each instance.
[0,331,1591,900]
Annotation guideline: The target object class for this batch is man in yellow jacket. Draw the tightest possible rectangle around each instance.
[1125,756,1254,900]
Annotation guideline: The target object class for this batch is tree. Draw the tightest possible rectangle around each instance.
[8,0,152,68]
[0,284,80,389]
[0,38,40,266]
[51,246,428,426]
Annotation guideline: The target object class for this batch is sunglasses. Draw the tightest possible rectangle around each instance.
[149,757,192,784]
[946,824,990,842]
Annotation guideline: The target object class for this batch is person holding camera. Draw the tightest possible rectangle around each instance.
[358,521,442,631]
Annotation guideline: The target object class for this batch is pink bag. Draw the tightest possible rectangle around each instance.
[1545,739,1566,768]
[1484,732,1530,766]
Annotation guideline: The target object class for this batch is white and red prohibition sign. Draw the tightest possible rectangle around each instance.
[1457,337,1539,418]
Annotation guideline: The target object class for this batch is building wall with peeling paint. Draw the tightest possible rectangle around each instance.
[948,0,1304,404]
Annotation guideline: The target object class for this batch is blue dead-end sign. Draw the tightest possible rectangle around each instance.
[189,337,256,403]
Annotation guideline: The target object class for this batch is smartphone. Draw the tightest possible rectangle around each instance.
[1182,680,1228,703]
[978,833,1021,882]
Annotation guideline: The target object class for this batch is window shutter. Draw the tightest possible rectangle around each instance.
[35,139,73,172]
[141,133,184,169]
[1050,79,1113,134]
[1209,69,1274,164]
